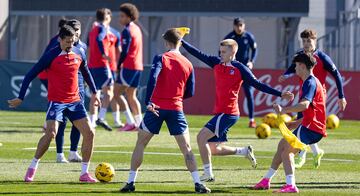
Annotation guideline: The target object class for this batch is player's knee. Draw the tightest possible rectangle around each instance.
[45,129,56,139]
[197,133,207,144]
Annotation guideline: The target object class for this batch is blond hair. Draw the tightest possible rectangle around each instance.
[220,39,238,52]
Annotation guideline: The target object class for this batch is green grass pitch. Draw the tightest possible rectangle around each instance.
[0,111,359,195]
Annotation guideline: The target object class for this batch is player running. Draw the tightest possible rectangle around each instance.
[279,29,346,169]
[224,17,258,128]
[254,53,327,193]
[87,8,114,131]
[120,28,211,193]
[8,25,100,183]
[115,3,143,131]
[181,39,294,182]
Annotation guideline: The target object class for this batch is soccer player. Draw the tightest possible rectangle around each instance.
[107,24,133,128]
[224,18,258,128]
[8,25,100,183]
[120,29,210,193]
[54,19,87,163]
[181,39,294,182]
[278,29,346,168]
[115,3,143,131]
[254,53,327,193]
[88,8,114,131]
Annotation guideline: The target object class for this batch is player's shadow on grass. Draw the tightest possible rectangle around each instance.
[229,137,280,140]
[0,129,43,134]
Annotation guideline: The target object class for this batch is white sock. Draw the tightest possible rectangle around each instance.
[191,171,201,184]
[299,150,307,159]
[127,170,138,183]
[81,162,89,176]
[285,174,295,186]
[264,168,277,179]
[57,153,65,158]
[134,114,142,127]
[69,151,77,156]
[98,108,107,120]
[29,158,40,169]
[89,114,97,125]
[203,163,213,177]
[112,111,120,123]
[235,147,248,156]
[310,143,320,155]
[250,118,255,122]
[123,110,135,124]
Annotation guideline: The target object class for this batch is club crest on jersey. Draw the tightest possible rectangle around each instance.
[229,69,235,75]
[74,58,79,64]
[243,39,248,44]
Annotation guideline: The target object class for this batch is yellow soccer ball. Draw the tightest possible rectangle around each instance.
[262,113,278,128]
[255,123,272,139]
[326,114,340,129]
[95,162,115,182]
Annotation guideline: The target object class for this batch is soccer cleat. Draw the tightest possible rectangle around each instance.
[313,149,324,169]
[246,145,257,168]
[119,123,136,132]
[294,155,306,168]
[56,155,69,163]
[273,184,299,193]
[120,182,136,192]
[96,119,113,131]
[200,173,215,182]
[249,121,257,128]
[79,173,97,183]
[253,178,270,190]
[195,183,211,193]
[24,168,36,182]
[68,152,82,162]
[114,121,125,128]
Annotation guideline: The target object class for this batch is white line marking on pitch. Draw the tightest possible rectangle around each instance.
[22,147,357,162]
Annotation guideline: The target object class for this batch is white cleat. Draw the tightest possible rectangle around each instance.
[200,173,215,182]
[114,121,125,128]
[246,145,257,168]
[56,155,69,163]
[68,152,82,162]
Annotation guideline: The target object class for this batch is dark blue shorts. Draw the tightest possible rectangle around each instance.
[292,125,323,145]
[116,68,142,88]
[205,114,239,142]
[139,109,188,136]
[89,67,113,90]
[46,101,87,122]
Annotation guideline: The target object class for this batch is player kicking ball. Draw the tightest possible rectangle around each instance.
[8,25,100,183]
[181,39,294,182]
[254,53,327,193]
[120,28,210,193]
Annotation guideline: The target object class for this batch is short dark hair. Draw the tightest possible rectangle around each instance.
[300,29,317,39]
[67,19,81,31]
[58,18,68,28]
[96,8,112,22]
[292,53,317,70]
[59,25,76,39]
[233,17,245,25]
[162,28,182,45]
[119,3,139,21]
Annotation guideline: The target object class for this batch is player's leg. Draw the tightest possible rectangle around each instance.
[114,83,136,131]
[125,87,142,126]
[208,142,257,168]
[110,96,124,127]
[243,83,256,128]
[96,85,113,131]
[197,127,216,181]
[39,79,48,131]
[310,143,324,169]
[89,91,100,128]
[68,125,82,162]
[55,119,69,163]
[120,110,161,192]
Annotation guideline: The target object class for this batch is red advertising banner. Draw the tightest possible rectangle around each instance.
[184,68,360,120]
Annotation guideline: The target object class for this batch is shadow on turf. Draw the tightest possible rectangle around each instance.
[0,129,43,134]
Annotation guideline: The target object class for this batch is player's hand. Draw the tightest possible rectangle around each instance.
[273,103,283,114]
[278,75,286,83]
[246,62,254,69]
[281,91,294,101]
[92,94,101,107]
[102,54,112,64]
[147,103,160,117]
[8,98,22,108]
[338,98,347,111]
